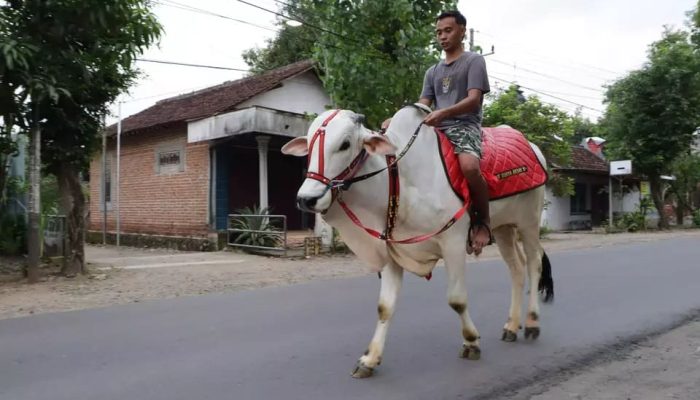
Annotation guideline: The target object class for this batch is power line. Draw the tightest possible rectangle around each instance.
[236,0,351,42]
[477,30,622,76]
[490,74,605,114]
[154,0,277,32]
[488,58,605,93]
[136,58,249,72]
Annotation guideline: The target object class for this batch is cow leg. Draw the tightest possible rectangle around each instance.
[352,261,403,378]
[518,225,544,340]
[493,226,526,342]
[444,248,481,360]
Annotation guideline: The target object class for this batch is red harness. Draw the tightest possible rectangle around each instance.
[305,109,469,246]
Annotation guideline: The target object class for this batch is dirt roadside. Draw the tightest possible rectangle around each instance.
[502,317,700,400]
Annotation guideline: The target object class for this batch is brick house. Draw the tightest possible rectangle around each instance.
[89,60,330,248]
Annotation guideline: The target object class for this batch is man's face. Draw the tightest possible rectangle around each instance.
[436,17,465,52]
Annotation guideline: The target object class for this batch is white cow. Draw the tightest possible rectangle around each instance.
[282,104,553,378]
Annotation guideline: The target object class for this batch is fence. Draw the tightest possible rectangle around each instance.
[43,214,66,258]
[227,214,287,255]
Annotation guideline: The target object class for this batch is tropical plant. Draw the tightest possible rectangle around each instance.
[230,206,283,250]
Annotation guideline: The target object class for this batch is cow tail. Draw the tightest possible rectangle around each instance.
[538,251,554,303]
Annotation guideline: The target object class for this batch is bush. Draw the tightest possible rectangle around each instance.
[229,206,282,250]
[616,211,646,232]
[0,212,27,255]
[693,210,700,227]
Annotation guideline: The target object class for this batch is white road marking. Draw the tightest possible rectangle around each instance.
[97,260,245,270]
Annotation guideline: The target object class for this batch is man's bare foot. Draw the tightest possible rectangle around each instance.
[467,224,492,256]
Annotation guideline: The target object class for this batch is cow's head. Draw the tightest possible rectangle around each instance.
[281,110,397,213]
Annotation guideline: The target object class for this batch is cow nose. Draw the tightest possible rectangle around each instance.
[297,196,317,212]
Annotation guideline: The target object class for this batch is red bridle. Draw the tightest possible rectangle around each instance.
[305,110,367,192]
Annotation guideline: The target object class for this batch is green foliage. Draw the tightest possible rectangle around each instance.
[0,0,163,173]
[692,209,700,227]
[614,198,653,232]
[483,85,575,196]
[274,0,457,127]
[601,7,700,227]
[0,211,26,255]
[230,206,283,249]
[668,152,700,215]
[243,23,316,74]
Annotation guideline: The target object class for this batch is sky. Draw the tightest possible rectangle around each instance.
[109,0,697,124]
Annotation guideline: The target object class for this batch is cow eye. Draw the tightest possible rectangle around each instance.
[339,140,351,151]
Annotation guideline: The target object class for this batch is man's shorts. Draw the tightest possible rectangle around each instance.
[442,124,483,159]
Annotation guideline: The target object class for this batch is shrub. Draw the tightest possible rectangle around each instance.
[229,206,283,250]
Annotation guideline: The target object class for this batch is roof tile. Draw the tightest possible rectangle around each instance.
[112,60,316,134]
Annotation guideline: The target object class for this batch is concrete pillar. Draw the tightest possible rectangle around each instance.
[256,135,271,210]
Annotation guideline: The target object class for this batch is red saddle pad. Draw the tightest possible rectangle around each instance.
[436,127,548,202]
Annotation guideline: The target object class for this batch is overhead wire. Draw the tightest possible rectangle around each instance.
[154,0,277,32]
[477,30,622,76]
[490,74,604,114]
[149,0,607,117]
[135,58,249,72]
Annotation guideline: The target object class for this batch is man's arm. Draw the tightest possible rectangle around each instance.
[418,97,433,107]
[423,89,482,126]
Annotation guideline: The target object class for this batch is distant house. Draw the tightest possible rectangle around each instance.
[541,142,640,231]
[89,60,330,249]
[542,145,609,230]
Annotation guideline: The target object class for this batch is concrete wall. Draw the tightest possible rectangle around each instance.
[89,126,210,237]
[541,186,570,231]
[237,71,331,115]
[542,174,609,231]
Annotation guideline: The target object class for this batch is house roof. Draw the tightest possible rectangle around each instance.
[110,59,316,135]
[555,146,609,174]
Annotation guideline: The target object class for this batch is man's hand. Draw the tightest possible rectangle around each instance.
[423,109,448,126]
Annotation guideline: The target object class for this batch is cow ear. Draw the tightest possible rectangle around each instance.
[281,137,308,156]
[363,134,397,155]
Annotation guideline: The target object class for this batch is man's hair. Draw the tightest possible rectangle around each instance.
[437,10,467,26]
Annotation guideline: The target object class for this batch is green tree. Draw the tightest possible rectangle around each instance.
[483,85,575,196]
[602,21,700,228]
[242,23,316,74]
[667,152,700,224]
[279,0,457,128]
[570,111,599,145]
[0,0,162,277]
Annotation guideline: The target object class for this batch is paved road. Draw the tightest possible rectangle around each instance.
[2,237,700,400]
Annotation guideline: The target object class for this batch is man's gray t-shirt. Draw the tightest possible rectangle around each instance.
[420,52,490,129]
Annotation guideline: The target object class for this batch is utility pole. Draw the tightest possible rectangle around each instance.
[27,104,41,283]
[116,101,122,247]
[468,28,495,56]
[469,28,475,52]
[102,114,107,245]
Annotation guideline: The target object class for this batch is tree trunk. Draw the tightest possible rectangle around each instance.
[0,154,8,205]
[57,163,87,276]
[675,203,684,226]
[27,121,41,283]
[649,175,669,229]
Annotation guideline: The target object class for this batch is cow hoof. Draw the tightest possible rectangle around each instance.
[524,327,540,340]
[460,344,481,360]
[351,363,374,379]
[501,329,518,342]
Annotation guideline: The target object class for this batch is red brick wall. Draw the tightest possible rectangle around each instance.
[89,126,210,237]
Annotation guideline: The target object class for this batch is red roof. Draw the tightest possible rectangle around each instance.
[111,60,316,135]
[555,146,608,173]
